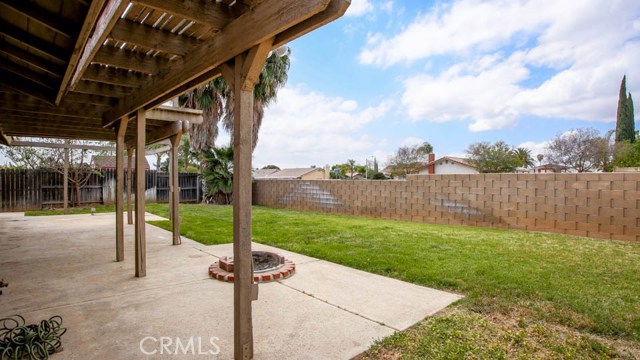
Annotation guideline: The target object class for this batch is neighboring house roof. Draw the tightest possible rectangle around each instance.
[264,168,324,179]
[253,168,279,179]
[91,155,150,170]
[426,156,476,169]
[534,164,568,172]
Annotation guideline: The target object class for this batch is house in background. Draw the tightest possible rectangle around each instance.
[253,167,328,180]
[419,155,478,175]
[252,168,279,179]
[532,164,569,173]
[91,155,150,170]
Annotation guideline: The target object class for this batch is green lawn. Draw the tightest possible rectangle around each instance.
[146,203,640,359]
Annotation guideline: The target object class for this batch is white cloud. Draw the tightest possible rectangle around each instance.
[517,140,550,158]
[345,0,373,17]
[400,136,424,146]
[402,53,529,131]
[253,85,392,168]
[366,0,640,131]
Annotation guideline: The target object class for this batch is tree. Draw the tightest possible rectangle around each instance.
[616,76,635,143]
[347,159,356,178]
[1,138,106,207]
[614,141,640,167]
[181,48,291,153]
[536,154,544,166]
[373,158,379,173]
[201,146,234,204]
[466,141,520,173]
[262,164,280,170]
[545,128,611,172]
[514,147,535,168]
[387,142,434,176]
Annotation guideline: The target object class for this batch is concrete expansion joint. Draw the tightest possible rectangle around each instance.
[276,282,399,332]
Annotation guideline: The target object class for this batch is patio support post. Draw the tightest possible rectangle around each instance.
[115,116,128,262]
[225,38,273,360]
[63,147,69,212]
[169,132,182,245]
[127,145,133,225]
[135,109,146,277]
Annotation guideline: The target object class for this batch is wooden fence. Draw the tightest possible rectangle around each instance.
[0,169,201,212]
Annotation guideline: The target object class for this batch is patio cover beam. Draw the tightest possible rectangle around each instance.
[169,133,182,245]
[223,37,273,360]
[135,109,146,277]
[115,117,128,262]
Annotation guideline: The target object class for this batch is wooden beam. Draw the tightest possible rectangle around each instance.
[3,128,114,141]
[274,0,350,48]
[1,123,113,137]
[240,38,273,91]
[133,0,232,30]
[231,53,259,360]
[63,148,69,212]
[126,121,183,148]
[83,64,146,88]
[0,0,76,38]
[169,133,182,245]
[0,42,64,77]
[0,131,12,146]
[0,22,68,62]
[103,0,330,126]
[0,100,103,119]
[0,71,55,104]
[127,144,133,225]
[9,141,114,151]
[69,0,129,90]
[56,0,107,105]
[140,68,221,115]
[92,46,172,75]
[135,109,146,277]
[63,92,115,107]
[115,117,128,262]
[145,145,170,155]
[0,58,58,89]
[109,19,202,57]
[73,80,134,97]
[146,106,203,124]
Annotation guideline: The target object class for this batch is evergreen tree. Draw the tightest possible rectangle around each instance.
[616,76,635,143]
[628,94,635,143]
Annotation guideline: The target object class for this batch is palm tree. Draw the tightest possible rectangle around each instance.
[202,146,234,204]
[536,154,544,166]
[181,48,291,153]
[514,147,535,168]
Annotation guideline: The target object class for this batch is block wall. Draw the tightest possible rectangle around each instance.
[252,173,639,242]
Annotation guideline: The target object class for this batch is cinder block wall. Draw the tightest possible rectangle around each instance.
[253,173,639,242]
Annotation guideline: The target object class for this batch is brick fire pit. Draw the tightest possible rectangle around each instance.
[209,251,295,283]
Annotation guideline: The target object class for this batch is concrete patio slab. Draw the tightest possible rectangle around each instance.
[0,212,462,359]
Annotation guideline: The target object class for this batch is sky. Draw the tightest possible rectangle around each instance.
[1,0,639,168]
[247,0,640,168]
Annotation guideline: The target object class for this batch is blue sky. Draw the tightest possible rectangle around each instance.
[249,0,640,168]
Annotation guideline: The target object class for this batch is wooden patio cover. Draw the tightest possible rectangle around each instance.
[0,0,350,358]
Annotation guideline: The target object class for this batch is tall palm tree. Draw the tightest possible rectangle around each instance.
[514,147,535,168]
[181,48,290,153]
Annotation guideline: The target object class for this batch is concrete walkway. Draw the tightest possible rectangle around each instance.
[0,212,461,359]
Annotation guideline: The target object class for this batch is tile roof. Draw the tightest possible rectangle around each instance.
[91,155,150,170]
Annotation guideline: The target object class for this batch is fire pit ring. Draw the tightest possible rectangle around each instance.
[209,251,295,283]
